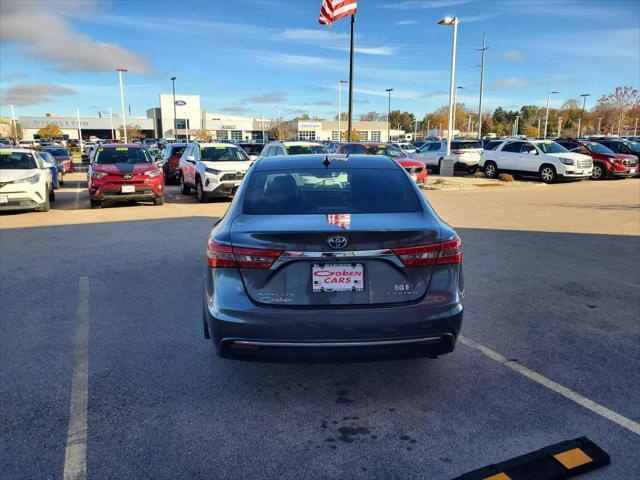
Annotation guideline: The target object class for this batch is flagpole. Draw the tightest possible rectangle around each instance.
[347,14,355,142]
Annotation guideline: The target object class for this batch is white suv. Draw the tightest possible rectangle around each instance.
[258,141,327,159]
[179,142,252,202]
[479,139,593,183]
[411,139,483,173]
[0,148,54,212]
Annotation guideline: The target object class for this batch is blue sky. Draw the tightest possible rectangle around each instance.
[1,0,638,120]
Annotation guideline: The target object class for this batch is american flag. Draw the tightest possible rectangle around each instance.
[327,214,351,230]
[319,0,357,27]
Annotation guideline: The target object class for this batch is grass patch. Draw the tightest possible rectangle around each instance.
[474,171,487,178]
[433,178,446,185]
[499,173,515,182]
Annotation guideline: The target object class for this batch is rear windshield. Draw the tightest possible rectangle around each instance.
[0,151,38,169]
[244,169,421,215]
[240,144,263,155]
[44,148,69,157]
[95,147,152,164]
[452,141,482,149]
[285,144,328,155]
[367,145,404,158]
[201,146,249,161]
[534,141,568,154]
[168,146,186,157]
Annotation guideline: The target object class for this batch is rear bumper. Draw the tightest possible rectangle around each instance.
[204,266,464,362]
[90,183,163,201]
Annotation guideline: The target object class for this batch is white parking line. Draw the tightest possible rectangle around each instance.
[63,276,90,480]
[458,335,640,436]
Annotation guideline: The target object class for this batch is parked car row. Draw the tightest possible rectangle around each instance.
[0,148,57,212]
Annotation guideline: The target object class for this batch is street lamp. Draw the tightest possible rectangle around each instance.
[557,117,563,137]
[597,117,603,134]
[476,32,488,139]
[453,86,464,135]
[338,80,348,142]
[76,108,84,152]
[513,114,520,136]
[543,90,559,139]
[7,104,18,144]
[171,76,178,140]
[117,68,128,142]
[108,107,115,140]
[578,93,590,137]
[385,88,393,142]
[438,16,458,155]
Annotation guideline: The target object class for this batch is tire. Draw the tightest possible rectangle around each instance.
[467,166,478,175]
[39,193,50,212]
[591,163,606,180]
[153,195,165,206]
[203,303,211,339]
[539,164,557,184]
[196,178,207,203]
[436,158,443,174]
[484,161,498,178]
[180,174,191,194]
[49,188,55,202]
[90,199,101,209]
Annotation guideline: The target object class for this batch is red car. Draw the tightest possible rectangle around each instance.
[555,137,638,180]
[43,146,74,173]
[88,144,164,208]
[161,143,188,184]
[336,142,428,184]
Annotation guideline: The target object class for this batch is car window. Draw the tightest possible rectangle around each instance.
[240,144,263,155]
[44,148,69,157]
[520,143,538,155]
[501,141,523,153]
[534,141,568,154]
[484,140,501,150]
[244,168,421,215]
[200,146,249,162]
[452,141,482,150]
[429,143,442,151]
[284,144,328,155]
[95,147,152,164]
[0,151,39,169]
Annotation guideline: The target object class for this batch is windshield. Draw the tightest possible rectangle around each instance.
[0,151,38,169]
[583,142,613,154]
[44,148,69,157]
[622,140,640,152]
[240,144,263,155]
[200,146,249,161]
[285,144,327,155]
[398,144,414,150]
[368,145,404,158]
[95,147,152,164]
[244,168,421,215]
[534,141,568,154]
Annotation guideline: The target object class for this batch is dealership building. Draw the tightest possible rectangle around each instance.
[12,94,404,142]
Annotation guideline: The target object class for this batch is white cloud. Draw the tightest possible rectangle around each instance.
[501,50,523,61]
[381,0,473,10]
[395,20,417,25]
[0,83,76,106]
[487,77,534,90]
[0,2,150,73]
[244,92,286,103]
[459,13,499,23]
[278,29,396,56]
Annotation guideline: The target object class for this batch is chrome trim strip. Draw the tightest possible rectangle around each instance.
[228,336,448,348]
[281,249,394,258]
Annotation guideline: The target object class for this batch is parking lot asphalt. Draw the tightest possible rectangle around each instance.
[1,177,639,479]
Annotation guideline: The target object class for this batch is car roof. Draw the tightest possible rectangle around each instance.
[0,148,34,153]
[278,141,323,146]
[197,142,242,147]
[254,154,399,171]
[100,143,145,148]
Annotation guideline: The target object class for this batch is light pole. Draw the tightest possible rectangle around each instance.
[413,117,418,139]
[543,90,559,139]
[467,115,471,135]
[385,88,393,142]
[513,115,520,136]
[439,16,458,155]
[337,80,348,141]
[171,76,177,140]
[7,104,18,143]
[578,93,590,137]
[476,32,488,139]
[634,118,638,136]
[426,119,431,138]
[76,108,84,152]
[557,117,563,137]
[108,107,115,140]
[597,117,602,134]
[537,117,541,136]
[117,68,128,142]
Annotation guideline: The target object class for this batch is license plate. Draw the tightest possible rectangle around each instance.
[631,169,637,174]
[121,185,135,193]
[312,263,364,293]
[0,194,8,204]
[575,170,583,175]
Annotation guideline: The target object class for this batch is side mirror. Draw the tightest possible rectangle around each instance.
[186,155,195,163]
[415,148,421,153]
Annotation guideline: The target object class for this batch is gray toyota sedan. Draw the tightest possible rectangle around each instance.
[203,154,464,361]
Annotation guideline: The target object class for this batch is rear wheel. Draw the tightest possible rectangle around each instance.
[196,178,207,203]
[180,174,191,194]
[539,165,557,184]
[484,161,498,178]
[203,303,211,339]
[591,163,606,180]
[153,195,165,206]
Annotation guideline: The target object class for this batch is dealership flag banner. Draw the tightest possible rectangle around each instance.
[319,0,357,141]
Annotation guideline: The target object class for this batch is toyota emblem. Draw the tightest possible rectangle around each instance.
[124,174,133,179]
[327,235,348,250]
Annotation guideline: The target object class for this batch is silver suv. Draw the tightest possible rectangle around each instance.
[258,141,327,159]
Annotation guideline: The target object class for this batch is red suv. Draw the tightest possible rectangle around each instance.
[555,137,638,180]
[88,144,165,208]
[161,143,188,184]
[336,142,427,184]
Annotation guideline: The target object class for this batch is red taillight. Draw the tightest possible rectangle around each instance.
[392,237,462,267]
[207,241,282,269]
[169,156,180,164]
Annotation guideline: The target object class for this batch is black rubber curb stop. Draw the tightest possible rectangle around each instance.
[453,436,610,480]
